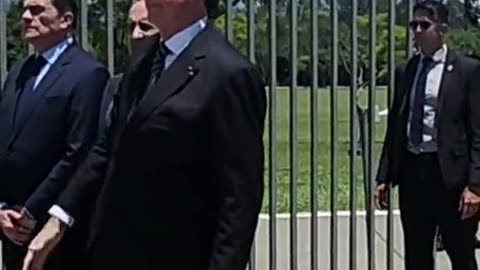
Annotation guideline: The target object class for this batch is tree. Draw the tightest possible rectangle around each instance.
[6,0,27,69]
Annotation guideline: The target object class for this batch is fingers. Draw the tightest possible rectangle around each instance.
[22,249,47,270]
[4,227,31,246]
[461,201,479,220]
[374,194,387,209]
[374,184,388,210]
[22,251,34,270]
[5,209,23,220]
[459,189,480,220]
[374,196,381,209]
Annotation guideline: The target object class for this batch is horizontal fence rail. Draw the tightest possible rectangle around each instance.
[2,0,480,269]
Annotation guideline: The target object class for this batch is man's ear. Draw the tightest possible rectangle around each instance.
[60,12,74,30]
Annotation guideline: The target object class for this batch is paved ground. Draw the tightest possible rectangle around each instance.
[1,211,478,269]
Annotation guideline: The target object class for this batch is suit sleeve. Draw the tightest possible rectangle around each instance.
[467,63,480,192]
[96,76,119,147]
[24,66,110,220]
[52,86,117,225]
[207,66,266,270]
[376,64,404,184]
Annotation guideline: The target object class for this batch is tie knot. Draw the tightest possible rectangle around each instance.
[151,43,169,68]
[32,55,47,73]
[422,56,434,67]
[157,42,170,58]
[25,55,46,78]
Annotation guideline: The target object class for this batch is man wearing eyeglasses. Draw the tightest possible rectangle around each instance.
[0,0,109,269]
[375,1,480,270]
[97,0,158,145]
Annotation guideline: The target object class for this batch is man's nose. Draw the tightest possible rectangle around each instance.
[131,25,145,40]
[22,9,33,21]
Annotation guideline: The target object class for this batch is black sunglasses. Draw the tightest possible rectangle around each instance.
[409,20,433,30]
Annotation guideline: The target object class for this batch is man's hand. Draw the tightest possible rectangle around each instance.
[0,209,34,246]
[18,207,37,228]
[374,183,389,210]
[459,187,480,220]
[22,217,66,270]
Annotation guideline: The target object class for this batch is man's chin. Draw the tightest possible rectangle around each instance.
[24,33,41,42]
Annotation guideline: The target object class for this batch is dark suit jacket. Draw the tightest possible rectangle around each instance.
[376,51,480,192]
[56,24,266,270]
[0,43,109,263]
[97,74,122,147]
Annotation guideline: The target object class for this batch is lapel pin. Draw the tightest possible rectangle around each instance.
[187,66,195,76]
[447,64,453,72]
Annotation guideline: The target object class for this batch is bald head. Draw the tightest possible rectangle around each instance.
[129,0,158,40]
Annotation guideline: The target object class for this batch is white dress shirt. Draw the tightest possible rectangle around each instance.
[49,18,208,227]
[35,36,74,90]
[407,44,448,154]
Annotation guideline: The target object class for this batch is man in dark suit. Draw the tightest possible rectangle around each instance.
[0,0,109,269]
[375,1,480,269]
[98,0,158,143]
[23,0,266,269]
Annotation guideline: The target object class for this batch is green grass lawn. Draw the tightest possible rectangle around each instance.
[261,86,391,213]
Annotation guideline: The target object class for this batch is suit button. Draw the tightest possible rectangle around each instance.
[5,146,12,156]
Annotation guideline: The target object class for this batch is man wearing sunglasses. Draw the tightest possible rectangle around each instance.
[97,0,158,144]
[375,1,480,269]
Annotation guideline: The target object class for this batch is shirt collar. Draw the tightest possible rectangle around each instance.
[163,17,207,56]
[421,44,447,63]
[40,35,74,65]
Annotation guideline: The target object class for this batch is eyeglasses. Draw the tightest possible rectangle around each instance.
[409,20,433,31]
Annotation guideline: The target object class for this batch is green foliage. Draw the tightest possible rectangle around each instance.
[446,26,480,57]
[5,0,480,82]
[6,0,27,69]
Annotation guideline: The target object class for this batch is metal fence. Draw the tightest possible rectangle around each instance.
[2,0,479,269]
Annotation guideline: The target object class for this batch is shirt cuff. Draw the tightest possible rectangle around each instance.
[48,205,75,227]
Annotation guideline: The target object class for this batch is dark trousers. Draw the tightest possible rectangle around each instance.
[399,152,478,270]
[3,240,27,270]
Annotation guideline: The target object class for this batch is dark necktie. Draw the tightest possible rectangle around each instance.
[24,55,47,91]
[12,55,47,135]
[128,43,170,120]
[410,57,434,146]
[133,43,169,106]
[148,42,170,87]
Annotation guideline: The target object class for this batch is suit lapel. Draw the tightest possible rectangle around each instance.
[111,34,160,148]
[398,56,420,117]
[8,44,77,144]
[5,57,31,125]
[436,51,457,120]
[125,25,213,130]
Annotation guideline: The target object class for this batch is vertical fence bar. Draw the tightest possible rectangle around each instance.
[247,0,256,269]
[387,0,396,269]
[330,0,339,268]
[247,0,255,63]
[0,0,7,87]
[268,0,278,269]
[106,0,114,74]
[349,0,358,269]
[225,0,233,42]
[310,0,319,267]
[289,0,298,268]
[367,0,377,269]
[80,0,88,50]
[406,0,414,58]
